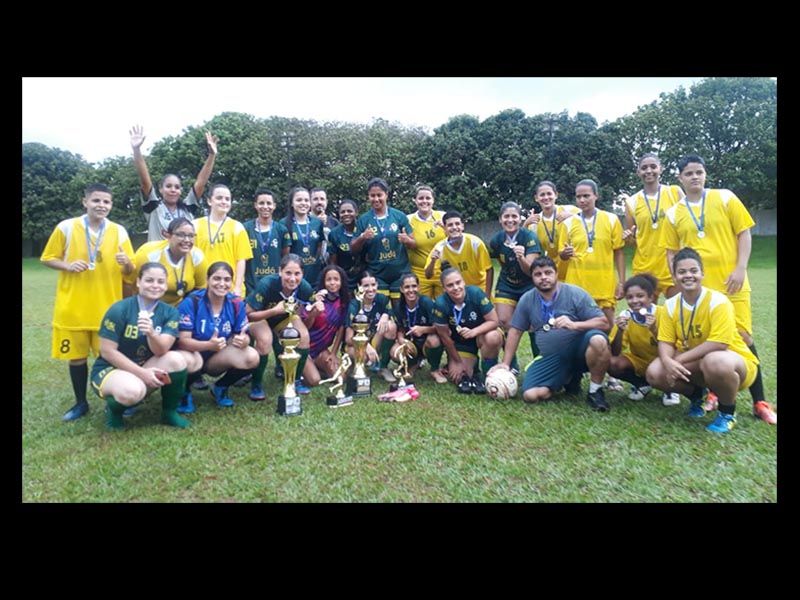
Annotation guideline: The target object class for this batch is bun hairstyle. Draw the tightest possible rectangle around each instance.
[439,260,461,283]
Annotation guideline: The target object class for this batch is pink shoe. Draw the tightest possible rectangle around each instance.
[702,390,718,413]
[753,401,777,425]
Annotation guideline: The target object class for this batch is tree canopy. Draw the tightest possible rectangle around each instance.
[22,77,776,243]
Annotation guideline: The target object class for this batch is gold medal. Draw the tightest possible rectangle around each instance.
[177,288,184,297]
[303,246,310,254]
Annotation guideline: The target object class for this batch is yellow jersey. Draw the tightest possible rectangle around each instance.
[193,216,252,285]
[660,189,754,299]
[40,217,134,330]
[407,210,446,275]
[626,185,682,286]
[559,209,624,304]
[128,240,208,307]
[426,233,492,290]
[660,288,758,370]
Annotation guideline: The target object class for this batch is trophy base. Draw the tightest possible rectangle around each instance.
[277,394,302,416]
[346,376,372,398]
[326,395,354,408]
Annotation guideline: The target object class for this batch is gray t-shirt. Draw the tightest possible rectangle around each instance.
[511,283,603,357]
[143,187,201,241]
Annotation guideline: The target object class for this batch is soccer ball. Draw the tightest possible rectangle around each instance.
[485,369,518,400]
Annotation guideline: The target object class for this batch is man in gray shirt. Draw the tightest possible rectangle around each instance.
[489,256,612,411]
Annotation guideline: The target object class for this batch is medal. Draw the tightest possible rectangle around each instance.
[303,246,310,254]
[456,326,464,335]
[652,222,658,230]
[177,288,184,297]
[548,317,555,326]
[638,308,647,316]
[542,324,550,331]
[261,254,268,265]
[207,216,227,249]
[697,231,705,239]
[549,242,555,248]
[684,191,707,241]
[88,262,96,270]
[84,216,106,270]
[587,246,594,253]
[382,238,391,249]
[642,186,661,231]
[580,210,597,255]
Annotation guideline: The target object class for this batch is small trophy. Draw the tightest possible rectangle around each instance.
[320,354,353,408]
[391,340,416,390]
[277,296,302,416]
[346,286,372,398]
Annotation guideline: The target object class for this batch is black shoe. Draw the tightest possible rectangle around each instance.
[471,375,486,394]
[457,374,473,394]
[564,374,582,395]
[586,388,610,412]
[274,364,284,380]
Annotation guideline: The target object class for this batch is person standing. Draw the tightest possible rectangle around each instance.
[284,186,326,288]
[310,187,339,256]
[406,185,446,300]
[646,248,760,433]
[425,210,493,300]
[624,154,684,299]
[524,181,578,281]
[660,154,775,424]
[351,178,416,309]
[488,256,612,412]
[41,183,135,421]
[327,199,365,292]
[193,183,252,298]
[130,125,218,242]
[243,188,291,296]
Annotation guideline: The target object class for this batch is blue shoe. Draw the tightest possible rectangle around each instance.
[706,412,736,433]
[687,401,706,418]
[122,405,139,417]
[177,391,195,414]
[62,402,89,421]
[294,379,311,395]
[369,362,380,374]
[212,384,234,407]
[249,385,266,401]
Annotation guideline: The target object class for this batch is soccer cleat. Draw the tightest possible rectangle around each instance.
[62,402,89,421]
[212,384,234,407]
[192,376,209,390]
[249,385,266,402]
[662,392,681,407]
[605,377,625,392]
[627,385,653,401]
[703,390,719,413]
[457,374,473,394]
[123,405,140,417]
[564,375,583,395]
[753,401,777,425]
[294,379,311,395]
[471,375,487,395]
[378,368,397,383]
[177,391,195,414]
[586,387,610,412]
[706,412,736,433]
[687,402,706,417]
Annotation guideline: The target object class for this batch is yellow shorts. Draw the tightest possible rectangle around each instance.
[418,279,442,301]
[51,326,99,360]
[729,294,753,336]
[740,356,758,390]
[620,352,653,378]
[493,296,517,307]
[595,298,617,310]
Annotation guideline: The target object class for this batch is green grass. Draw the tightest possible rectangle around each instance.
[22,239,778,503]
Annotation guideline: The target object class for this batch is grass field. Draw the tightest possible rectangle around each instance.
[21,239,778,502]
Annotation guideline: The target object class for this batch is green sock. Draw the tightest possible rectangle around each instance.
[161,369,191,428]
[426,345,444,370]
[253,353,269,388]
[481,358,498,376]
[380,338,394,368]
[105,397,126,431]
[296,348,310,381]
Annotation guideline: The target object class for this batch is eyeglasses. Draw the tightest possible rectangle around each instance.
[173,233,196,240]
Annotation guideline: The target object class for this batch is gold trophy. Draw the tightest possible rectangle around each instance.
[346,286,372,397]
[276,295,302,416]
[320,354,353,408]
[392,340,416,389]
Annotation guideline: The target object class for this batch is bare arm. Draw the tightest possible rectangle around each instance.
[192,131,219,198]
[233,260,246,297]
[349,227,374,254]
[398,227,416,249]
[498,327,524,369]
[458,308,500,340]
[666,248,676,281]
[41,258,90,273]
[726,229,751,294]
[130,125,153,197]
[484,267,494,299]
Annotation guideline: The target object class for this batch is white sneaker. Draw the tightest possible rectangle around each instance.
[662,392,681,406]
[627,385,652,400]
[378,368,397,383]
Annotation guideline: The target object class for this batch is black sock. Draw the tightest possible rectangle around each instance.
[186,370,202,391]
[718,403,736,416]
[747,344,765,403]
[216,368,248,388]
[69,363,88,406]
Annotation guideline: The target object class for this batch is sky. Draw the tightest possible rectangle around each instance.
[22,77,707,164]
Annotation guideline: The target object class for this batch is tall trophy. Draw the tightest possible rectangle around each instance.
[320,354,353,408]
[276,296,302,416]
[345,286,372,398]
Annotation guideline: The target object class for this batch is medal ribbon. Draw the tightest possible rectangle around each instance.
[679,293,700,348]
[137,294,159,314]
[84,216,106,265]
[207,216,228,247]
[642,185,661,227]
[256,220,273,252]
[538,287,560,327]
[580,210,597,250]
[452,303,464,328]
[541,210,556,246]
[684,190,707,236]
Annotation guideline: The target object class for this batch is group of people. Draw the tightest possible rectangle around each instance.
[40,126,775,435]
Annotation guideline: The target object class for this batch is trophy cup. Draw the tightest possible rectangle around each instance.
[276,296,302,416]
[320,354,353,408]
[345,286,372,398]
[391,340,416,390]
